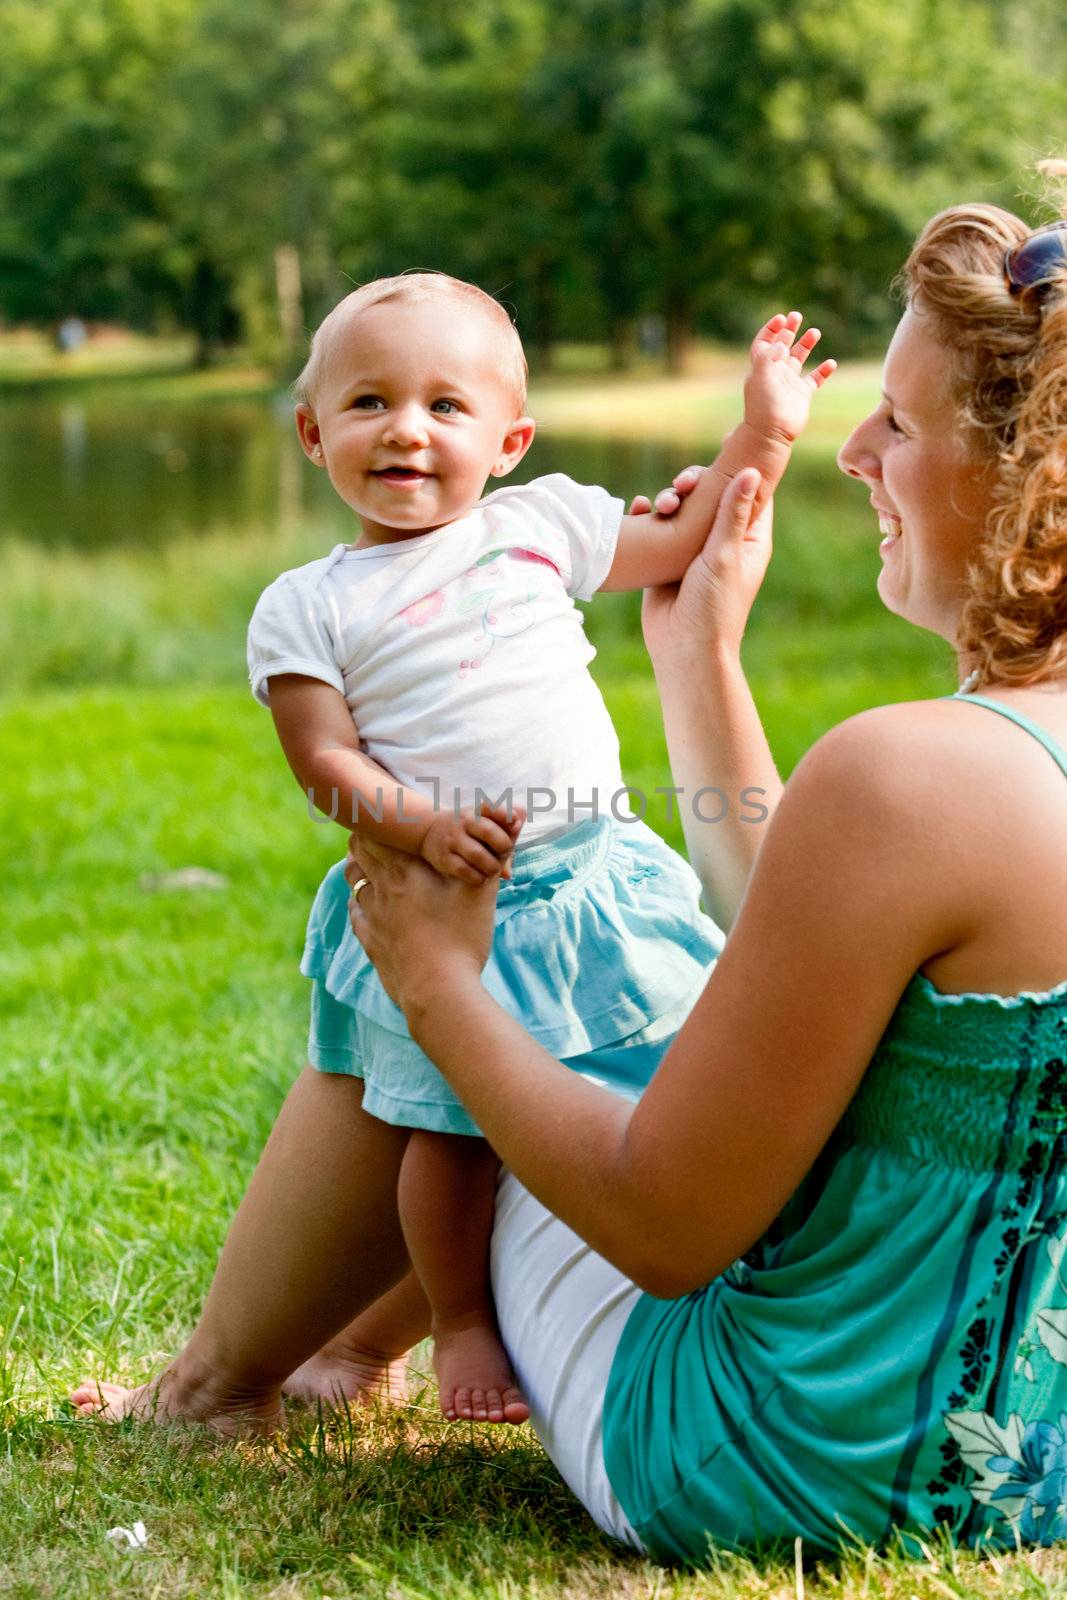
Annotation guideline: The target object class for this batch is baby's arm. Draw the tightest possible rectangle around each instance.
[267,674,519,884]
[600,313,835,593]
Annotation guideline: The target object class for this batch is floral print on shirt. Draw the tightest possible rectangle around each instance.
[396,546,558,679]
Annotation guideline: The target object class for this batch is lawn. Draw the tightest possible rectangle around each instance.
[4,360,1047,1597]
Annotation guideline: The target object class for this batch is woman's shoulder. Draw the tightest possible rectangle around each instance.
[793,697,985,790]
[780,695,1044,865]
[797,695,1026,795]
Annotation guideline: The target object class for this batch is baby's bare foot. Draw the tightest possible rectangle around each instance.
[283,1338,410,1408]
[70,1359,283,1436]
[433,1312,529,1425]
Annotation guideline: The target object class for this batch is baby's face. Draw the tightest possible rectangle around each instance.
[298,299,532,546]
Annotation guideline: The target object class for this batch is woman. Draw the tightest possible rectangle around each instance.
[76,191,1067,1559]
[338,193,1067,1557]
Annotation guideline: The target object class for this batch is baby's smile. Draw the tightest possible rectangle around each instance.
[372,466,433,488]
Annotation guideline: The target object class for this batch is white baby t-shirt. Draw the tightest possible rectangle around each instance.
[247,474,629,844]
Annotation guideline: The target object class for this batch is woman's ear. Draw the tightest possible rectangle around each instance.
[295,403,325,465]
[490,416,536,478]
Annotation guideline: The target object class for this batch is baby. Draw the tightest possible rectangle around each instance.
[246,273,834,1423]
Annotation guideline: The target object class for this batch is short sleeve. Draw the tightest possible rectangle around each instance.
[513,475,625,600]
[246,572,345,707]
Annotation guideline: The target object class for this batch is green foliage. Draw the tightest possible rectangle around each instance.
[0,0,198,324]
[711,0,1036,338]
[152,0,409,364]
[0,0,1062,368]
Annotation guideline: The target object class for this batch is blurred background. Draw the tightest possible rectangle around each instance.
[2,0,1064,693]
[1,5,1066,1557]
[3,0,1065,371]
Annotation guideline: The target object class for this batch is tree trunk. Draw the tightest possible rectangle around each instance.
[665,284,692,375]
[610,315,635,371]
[531,261,555,372]
[188,258,230,369]
[274,241,304,367]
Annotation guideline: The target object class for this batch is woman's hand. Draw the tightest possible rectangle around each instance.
[345,804,522,1013]
[641,468,772,666]
[626,464,703,519]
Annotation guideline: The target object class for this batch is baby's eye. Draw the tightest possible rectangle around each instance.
[352,395,385,411]
[431,399,461,415]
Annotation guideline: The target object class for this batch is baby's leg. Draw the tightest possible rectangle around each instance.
[284,1269,429,1406]
[400,1131,529,1424]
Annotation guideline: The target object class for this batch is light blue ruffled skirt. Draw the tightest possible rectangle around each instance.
[301,817,723,1135]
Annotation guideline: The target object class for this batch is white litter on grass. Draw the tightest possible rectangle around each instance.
[140,867,229,892]
[105,1521,148,1550]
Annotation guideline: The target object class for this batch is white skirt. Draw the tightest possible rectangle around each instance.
[490,1170,646,1550]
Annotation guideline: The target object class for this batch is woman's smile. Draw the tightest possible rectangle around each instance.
[876,507,902,554]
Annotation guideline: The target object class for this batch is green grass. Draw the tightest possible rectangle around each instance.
[0,367,1021,1595]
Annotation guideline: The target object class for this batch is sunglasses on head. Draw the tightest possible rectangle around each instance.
[1004,220,1067,300]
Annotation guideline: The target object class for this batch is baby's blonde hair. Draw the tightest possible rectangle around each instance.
[295,272,528,415]
[903,161,1067,685]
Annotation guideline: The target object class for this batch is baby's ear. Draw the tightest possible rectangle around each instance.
[295,403,325,464]
[491,416,536,478]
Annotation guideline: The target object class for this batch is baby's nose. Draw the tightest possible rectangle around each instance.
[385,404,430,445]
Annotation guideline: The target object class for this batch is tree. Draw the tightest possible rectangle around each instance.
[0,0,198,328]
[152,0,401,371]
[0,0,1058,368]
[682,0,1039,347]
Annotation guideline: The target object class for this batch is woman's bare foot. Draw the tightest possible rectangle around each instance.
[433,1312,529,1425]
[70,1355,283,1436]
[283,1337,410,1407]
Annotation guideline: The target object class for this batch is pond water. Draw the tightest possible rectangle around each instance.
[0,388,860,550]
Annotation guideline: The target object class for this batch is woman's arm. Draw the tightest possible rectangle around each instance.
[643,472,783,925]
[349,707,970,1297]
[652,651,782,928]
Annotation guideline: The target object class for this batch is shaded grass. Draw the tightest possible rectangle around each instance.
[6,1398,1067,1597]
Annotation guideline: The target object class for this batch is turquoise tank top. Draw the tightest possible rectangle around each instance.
[602,694,1067,1561]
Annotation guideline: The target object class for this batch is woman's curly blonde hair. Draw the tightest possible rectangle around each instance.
[902,161,1067,685]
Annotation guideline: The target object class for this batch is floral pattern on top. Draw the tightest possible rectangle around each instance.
[455,548,557,678]
[394,547,563,676]
[941,1220,1067,1541]
[398,590,446,628]
[945,1409,1067,1542]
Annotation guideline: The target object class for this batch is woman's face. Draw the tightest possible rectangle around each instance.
[837,305,994,644]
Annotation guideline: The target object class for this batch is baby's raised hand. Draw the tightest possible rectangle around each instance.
[420,804,522,885]
[744,311,835,445]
